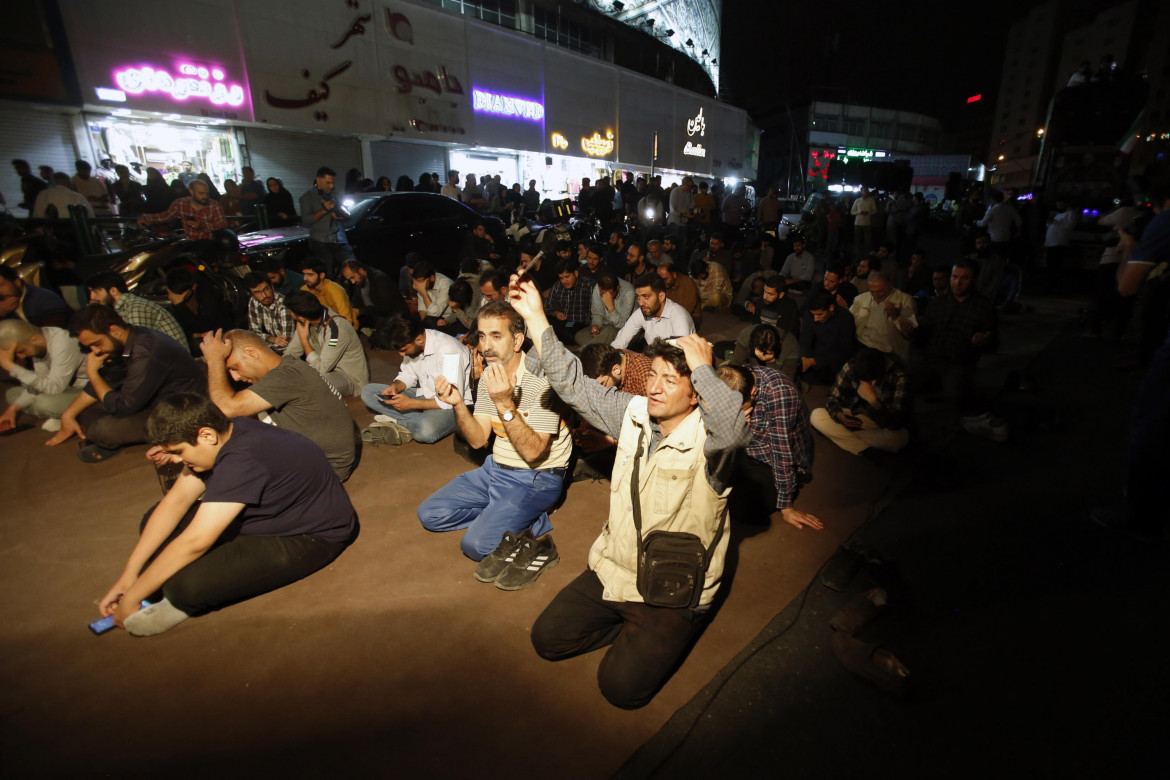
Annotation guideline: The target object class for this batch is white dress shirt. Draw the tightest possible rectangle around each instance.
[393,328,471,410]
[611,297,696,349]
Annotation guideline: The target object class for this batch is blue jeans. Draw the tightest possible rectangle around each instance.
[360,385,457,444]
[417,456,563,560]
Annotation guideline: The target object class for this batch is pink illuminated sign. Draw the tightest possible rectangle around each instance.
[113,63,246,107]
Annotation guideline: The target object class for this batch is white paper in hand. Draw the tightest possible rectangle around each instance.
[442,353,461,387]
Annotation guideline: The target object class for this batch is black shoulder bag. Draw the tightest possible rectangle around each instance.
[630,429,725,609]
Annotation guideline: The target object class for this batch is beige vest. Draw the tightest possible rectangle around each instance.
[588,396,731,607]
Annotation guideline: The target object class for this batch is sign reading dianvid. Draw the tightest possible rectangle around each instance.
[472,89,544,121]
[683,107,707,158]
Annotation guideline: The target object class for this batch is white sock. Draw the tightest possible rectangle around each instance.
[123,598,190,637]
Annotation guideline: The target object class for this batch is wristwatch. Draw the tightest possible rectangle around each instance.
[501,409,515,422]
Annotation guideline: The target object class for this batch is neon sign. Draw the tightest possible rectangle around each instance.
[967,94,982,104]
[683,142,706,158]
[112,63,245,107]
[581,130,614,157]
[472,89,544,121]
[551,132,568,150]
[687,108,706,137]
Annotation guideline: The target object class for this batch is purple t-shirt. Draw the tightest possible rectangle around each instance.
[199,417,357,544]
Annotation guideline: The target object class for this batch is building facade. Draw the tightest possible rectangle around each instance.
[0,0,755,218]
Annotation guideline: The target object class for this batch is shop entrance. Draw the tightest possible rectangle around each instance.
[449,149,520,191]
[86,115,241,193]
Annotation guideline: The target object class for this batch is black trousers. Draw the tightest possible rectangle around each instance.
[143,502,350,616]
[78,404,152,449]
[531,569,706,709]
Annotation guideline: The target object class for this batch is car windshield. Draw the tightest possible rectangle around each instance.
[342,196,385,222]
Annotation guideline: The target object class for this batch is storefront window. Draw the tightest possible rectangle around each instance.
[86,115,240,193]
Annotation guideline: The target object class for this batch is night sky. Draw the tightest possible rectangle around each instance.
[721,0,1043,131]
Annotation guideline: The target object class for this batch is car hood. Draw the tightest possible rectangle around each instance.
[238,226,309,249]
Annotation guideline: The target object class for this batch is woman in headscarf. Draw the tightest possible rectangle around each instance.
[263,177,298,227]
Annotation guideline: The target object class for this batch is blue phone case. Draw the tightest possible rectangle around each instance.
[88,601,151,635]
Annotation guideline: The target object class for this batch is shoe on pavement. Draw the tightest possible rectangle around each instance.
[961,412,1008,442]
[495,534,559,591]
[361,421,412,445]
[474,529,532,583]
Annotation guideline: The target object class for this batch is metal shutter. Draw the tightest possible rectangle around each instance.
[368,140,448,187]
[241,128,362,201]
[0,107,80,215]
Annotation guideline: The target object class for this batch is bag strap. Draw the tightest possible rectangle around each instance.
[629,426,727,566]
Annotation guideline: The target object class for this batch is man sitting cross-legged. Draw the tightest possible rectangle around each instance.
[810,347,911,456]
[416,300,572,591]
[360,315,471,445]
[47,305,206,463]
[97,393,358,637]
[507,275,752,710]
[0,320,85,432]
[200,329,360,482]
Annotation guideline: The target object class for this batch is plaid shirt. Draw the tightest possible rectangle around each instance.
[824,354,910,429]
[140,196,227,241]
[247,292,296,348]
[917,291,998,367]
[545,276,595,324]
[619,349,652,396]
[746,365,813,510]
[113,293,187,347]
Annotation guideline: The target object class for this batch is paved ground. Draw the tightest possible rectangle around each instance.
[4,242,1164,778]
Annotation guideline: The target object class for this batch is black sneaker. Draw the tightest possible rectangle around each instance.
[473,529,531,583]
[495,534,559,591]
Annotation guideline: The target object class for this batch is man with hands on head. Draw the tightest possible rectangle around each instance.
[0,320,85,432]
[196,328,359,482]
[507,273,757,710]
[416,300,572,590]
[98,393,357,637]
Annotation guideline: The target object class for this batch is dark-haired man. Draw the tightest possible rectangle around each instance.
[12,159,46,212]
[576,270,635,347]
[611,273,695,350]
[0,319,85,432]
[263,258,304,298]
[243,272,295,352]
[811,347,910,455]
[799,289,857,385]
[47,305,205,461]
[360,315,470,445]
[201,329,359,481]
[164,267,235,353]
[340,259,405,332]
[417,301,571,588]
[299,259,357,328]
[97,393,357,636]
[284,290,369,396]
[86,271,187,345]
[508,275,750,710]
[410,260,454,326]
[299,166,352,276]
[657,260,702,327]
[0,265,71,327]
[544,257,595,344]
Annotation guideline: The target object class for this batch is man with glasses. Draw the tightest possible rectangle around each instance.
[243,272,295,353]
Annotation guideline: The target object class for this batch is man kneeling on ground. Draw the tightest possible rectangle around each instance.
[416,301,572,590]
[508,275,751,709]
[98,394,358,636]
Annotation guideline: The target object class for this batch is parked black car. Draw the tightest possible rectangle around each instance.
[237,192,507,277]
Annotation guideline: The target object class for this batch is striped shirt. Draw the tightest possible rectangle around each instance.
[474,352,571,470]
[114,293,187,346]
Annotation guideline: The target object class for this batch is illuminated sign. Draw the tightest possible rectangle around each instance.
[472,89,544,121]
[683,142,706,158]
[581,130,614,157]
[967,94,982,103]
[550,132,568,150]
[112,63,245,106]
[687,107,706,137]
[840,148,875,160]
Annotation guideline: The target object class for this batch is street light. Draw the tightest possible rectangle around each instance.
[1036,128,1045,137]
[997,154,1005,161]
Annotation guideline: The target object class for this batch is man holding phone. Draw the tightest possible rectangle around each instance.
[360,315,471,445]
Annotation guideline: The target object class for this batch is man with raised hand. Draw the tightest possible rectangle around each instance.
[508,273,751,710]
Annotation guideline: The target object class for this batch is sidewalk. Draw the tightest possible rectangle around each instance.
[617,300,1167,779]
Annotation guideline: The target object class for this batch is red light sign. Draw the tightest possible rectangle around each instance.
[967,94,982,104]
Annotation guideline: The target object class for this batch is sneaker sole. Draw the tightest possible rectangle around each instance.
[495,555,559,591]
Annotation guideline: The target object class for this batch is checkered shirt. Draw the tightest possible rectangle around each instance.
[139,196,227,241]
[746,364,813,510]
[248,292,296,345]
